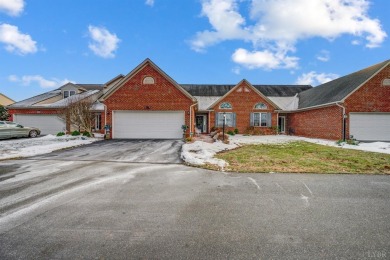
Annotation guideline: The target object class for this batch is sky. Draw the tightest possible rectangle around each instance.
[0,0,389,102]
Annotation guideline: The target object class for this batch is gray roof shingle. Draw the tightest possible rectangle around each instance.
[181,84,311,97]
[298,60,389,109]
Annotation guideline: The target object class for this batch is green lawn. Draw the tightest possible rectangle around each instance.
[214,141,390,174]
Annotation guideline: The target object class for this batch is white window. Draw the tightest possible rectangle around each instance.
[63,90,76,98]
[383,78,390,86]
[216,112,236,127]
[251,112,270,127]
[143,76,155,84]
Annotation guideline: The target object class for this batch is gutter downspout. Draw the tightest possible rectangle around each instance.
[102,102,107,137]
[336,102,346,141]
[189,103,197,137]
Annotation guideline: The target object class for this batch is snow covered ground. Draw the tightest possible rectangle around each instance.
[0,135,99,160]
[181,135,390,169]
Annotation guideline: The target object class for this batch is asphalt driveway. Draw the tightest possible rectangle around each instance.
[0,139,389,259]
[31,139,184,163]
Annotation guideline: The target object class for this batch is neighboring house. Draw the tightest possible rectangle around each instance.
[7,58,390,141]
[0,93,15,106]
[7,83,108,135]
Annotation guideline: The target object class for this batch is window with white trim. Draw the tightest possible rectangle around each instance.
[251,112,271,127]
[254,102,267,109]
[216,112,236,127]
[143,76,155,84]
[219,102,232,109]
[383,78,390,86]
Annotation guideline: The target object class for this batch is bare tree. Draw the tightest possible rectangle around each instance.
[58,95,95,134]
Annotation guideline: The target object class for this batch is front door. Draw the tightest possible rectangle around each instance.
[278,116,286,134]
[196,115,207,133]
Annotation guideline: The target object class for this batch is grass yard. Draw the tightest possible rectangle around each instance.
[214,141,390,174]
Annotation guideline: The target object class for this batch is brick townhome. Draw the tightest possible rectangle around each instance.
[8,58,390,141]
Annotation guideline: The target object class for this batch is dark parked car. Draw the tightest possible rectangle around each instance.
[0,121,41,139]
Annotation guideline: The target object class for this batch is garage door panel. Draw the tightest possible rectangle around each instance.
[14,114,66,135]
[113,111,184,139]
[350,113,390,141]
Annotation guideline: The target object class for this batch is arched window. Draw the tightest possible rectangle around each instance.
[219,102,232,109]
[143,76,155,84]
[383,78,390,86]
[254,102,267,109]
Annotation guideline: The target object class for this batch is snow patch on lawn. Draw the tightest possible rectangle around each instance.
[0,134,99,160]
[181,135,390,169]
[181,140,237,170]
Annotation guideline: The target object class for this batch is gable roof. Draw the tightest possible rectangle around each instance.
[181,84,311,97]
[298,59,390,109]
[206,79,282,110]
[0,93,15,106]
[100,58,196,102]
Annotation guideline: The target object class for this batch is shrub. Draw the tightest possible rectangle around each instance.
[185,137,193,142]
[56,132,65,136]
[210,126,219,132]
[227,130,235,136]
[82,131,91,137]
[71,130,80,136]
[234,128,239,134]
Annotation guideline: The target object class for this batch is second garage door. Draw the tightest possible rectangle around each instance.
[113,111,184,139]
[14,114,66,135]
[350,113,390,141]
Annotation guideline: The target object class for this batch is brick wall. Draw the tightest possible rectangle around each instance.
[287,105,343,140]
[103,63,195,137]
[209,81,277,134]
[9,109,60,121]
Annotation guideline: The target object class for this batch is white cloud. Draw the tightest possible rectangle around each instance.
[232,48,298,70]
[316,50,330,62]
[296,71,339,86]
[190,0,251,52]
[191,0,387,70]
[88,25,120,58]
[145,0,154,7]
[0,23,37,55]
[8,75,73,88]
[0,0,24,16]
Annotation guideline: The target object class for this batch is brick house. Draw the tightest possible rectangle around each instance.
[8,58,390,141]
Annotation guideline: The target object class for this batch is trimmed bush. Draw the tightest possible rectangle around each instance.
[82,131,91,137]
[56,132,65,136]
[234,128,239,134]
[71,130,80,136]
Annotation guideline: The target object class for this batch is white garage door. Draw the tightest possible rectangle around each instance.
[113,111,184,139]
[350,113,390,141]
[14,114,66,135]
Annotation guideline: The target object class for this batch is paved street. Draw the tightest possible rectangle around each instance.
[0,140,389,259]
